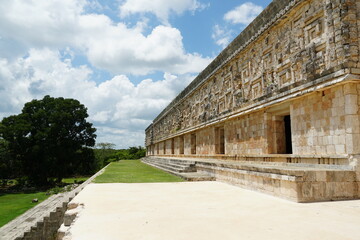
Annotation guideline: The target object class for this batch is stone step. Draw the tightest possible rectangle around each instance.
[143,158,192,168]
[0,165,108,240]
[142,159,214,181]
[143,160,196,173]
[148,157,196,165]
[158,156,353,170]
[143,159,196,173]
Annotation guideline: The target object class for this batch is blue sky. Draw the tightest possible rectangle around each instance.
[0,0,271,148]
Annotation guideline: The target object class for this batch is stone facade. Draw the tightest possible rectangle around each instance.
[145,0,360,161]
[144,0,360,201]
[144,0,360,202]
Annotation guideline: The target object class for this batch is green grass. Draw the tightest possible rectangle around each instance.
[0,192,48,227]
[62,176,89,184]
[0,176,88,227]
[94,160,184,183]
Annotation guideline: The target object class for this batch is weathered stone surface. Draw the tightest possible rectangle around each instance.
[144,0,360,202]
[56,182,360,240]
[143,156,359,202]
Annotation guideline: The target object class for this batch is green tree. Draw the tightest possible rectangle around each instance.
[0,139,20,185]
[0,95,96,186]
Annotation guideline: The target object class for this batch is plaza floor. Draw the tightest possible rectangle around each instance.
[65,182,360,240]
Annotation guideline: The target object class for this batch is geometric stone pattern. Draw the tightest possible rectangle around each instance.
[146,0,360,151]
[144,0,360,202]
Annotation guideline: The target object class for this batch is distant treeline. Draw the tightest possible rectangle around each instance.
[94,144,146,167]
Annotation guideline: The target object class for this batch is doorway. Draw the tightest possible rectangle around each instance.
[191,133,196,154]
[284,115,292,154]
[171,138,175,155]
[179,136,184,154]
[215,127,225,154]
[272,114,292,154]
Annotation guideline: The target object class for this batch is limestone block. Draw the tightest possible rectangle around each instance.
[315,171,327,182]
[344,95,358,114]
[326,182,357,198]
[335,144,345,154]
[343,84,358,95]
[303,172,317,181]
[326,171,355,183]
[64,206,83,227]
[351,134,360,154]
[345,115,360,133]
[57,224,70,240]
[326,144,335,154]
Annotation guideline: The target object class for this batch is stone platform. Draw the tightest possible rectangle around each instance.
[142,156,360,202]
[58,182,360,240]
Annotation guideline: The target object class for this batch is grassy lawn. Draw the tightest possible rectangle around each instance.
[0,191,48,227]
[0,176,88,227]
[62,176,89,184]
[94,160,184,183]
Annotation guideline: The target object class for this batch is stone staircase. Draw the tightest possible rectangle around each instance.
[0,165,108,240]
[141,157,215,181]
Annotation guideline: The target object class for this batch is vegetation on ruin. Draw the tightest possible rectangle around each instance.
[94,160,184,183]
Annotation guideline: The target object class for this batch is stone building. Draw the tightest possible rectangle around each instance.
[143,0,360,202]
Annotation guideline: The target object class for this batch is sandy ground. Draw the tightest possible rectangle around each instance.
[66,182,360,240]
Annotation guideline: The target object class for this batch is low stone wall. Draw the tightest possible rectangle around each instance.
[143,156,360,202]
[196,161,360,202]
[155,154,351,168]
[0,166,107,240]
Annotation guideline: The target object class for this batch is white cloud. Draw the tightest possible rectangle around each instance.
[119,0,208,25]
[212,2,263,48]
[79,21,211,75]
[0,0,212,148]
[0,0,211,76]
[0,49,194,148]
[212,25,233,49]
[0,0,85,49]
[224,2,263,25]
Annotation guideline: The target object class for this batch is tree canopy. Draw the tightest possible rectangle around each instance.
[0,95,96,186]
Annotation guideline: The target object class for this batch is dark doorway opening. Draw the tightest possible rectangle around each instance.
[171,138,175,155]
[191,133,196,154]
[215,127,225,154]
[179,136,184,154]
[284,115,292,154]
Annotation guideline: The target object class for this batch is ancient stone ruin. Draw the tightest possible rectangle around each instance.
[143,0,360,202]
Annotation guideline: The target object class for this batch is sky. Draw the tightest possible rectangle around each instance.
[0,0,271,149]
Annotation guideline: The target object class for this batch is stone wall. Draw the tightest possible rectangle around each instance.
[292,82,360,155]
[145,0,360,162]
[0,166,107,240]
